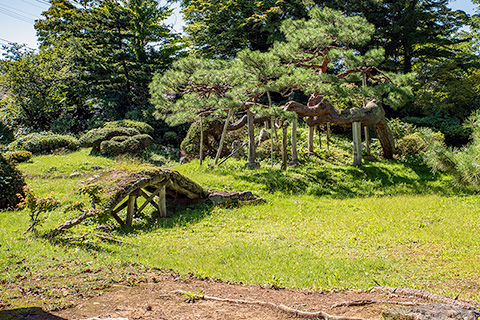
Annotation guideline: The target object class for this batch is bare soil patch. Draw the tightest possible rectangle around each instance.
[3,272,479,320]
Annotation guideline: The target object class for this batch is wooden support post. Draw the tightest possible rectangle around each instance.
[317,125,322,150]
[291,117,299,166]
[352,122,362,166]
[158,184,167,218]
[281,122,288,170]
[364,125,371,156]
[126,193,137,226]
[246,109,257,168]
[214,108,233,167]
[199,116,204,166]
[326,123,331,150]
[307,125,314,153]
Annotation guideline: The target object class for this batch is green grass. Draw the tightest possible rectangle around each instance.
[1,140,480,310]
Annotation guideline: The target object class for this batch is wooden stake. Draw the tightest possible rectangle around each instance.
[246,109,257,168]
[352,122,362,166]
[199,116,204,166]
[326,123,331,150]
[317,125,322,149]
[364,126,371,156]
[307,125,314,153]
[126,194,137,226]
[291,117,299,165]
[214,108,233,167]
[281,122,288,170]
[158,184,167,218]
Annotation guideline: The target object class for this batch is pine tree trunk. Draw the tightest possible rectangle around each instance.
[281,123,288,170]
[199,116,204,166]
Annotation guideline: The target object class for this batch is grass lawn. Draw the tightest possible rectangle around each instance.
[1,144,480,310]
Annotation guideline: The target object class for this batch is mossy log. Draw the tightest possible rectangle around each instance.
[284,95,395,159]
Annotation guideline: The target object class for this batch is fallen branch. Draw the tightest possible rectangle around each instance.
[373,286,480,309]
[171,290,373,320]
[43,209,97,239]
[330,299,419,309]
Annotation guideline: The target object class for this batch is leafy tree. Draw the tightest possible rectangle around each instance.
[0,46,80,133]
[321,0,469,73]
[179,0,312,57]
[34,0,181,123]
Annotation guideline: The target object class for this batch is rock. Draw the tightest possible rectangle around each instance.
[207,191,264,206]
[383,304,480,320]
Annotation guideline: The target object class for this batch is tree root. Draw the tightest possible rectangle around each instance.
[330,299,419,308]
[373,286,480,309]
[171,290,373,320]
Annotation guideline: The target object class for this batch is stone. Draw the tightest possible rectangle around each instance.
[383,304,480,320]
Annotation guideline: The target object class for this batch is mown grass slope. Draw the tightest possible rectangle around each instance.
[1,135,479,310]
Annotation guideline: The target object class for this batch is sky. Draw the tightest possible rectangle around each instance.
[0,0,477,55]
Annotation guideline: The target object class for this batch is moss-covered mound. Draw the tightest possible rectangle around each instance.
[79,166,208,214]
[79,127,140,151]
[8,132,79,154]
[0,153,25,209]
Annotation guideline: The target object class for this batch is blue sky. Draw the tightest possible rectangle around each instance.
[0,0,477,54]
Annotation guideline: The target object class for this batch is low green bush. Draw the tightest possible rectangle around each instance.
[103,120,154,134]
[387,118,416,140]
[0,115,14,145]
[0,153,25,209]
[8,132,79,154]
[100,134,153,156]
[4,150,33,163]
[403,112,470,146]
[79,127,140,151]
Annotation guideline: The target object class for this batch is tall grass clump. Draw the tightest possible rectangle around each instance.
[8,132,79,154]
[422,111,480,190]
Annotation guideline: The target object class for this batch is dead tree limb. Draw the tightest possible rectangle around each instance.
[330,299,419,309]
[373,286,480,309]
[172,290,373,320]
[43,209,97,239]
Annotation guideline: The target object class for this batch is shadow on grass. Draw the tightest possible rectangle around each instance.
[230,157,464,198]
[0,307,66,320]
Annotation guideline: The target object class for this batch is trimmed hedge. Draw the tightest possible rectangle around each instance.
[100,134,153,156]
[4,151,32,163]
[0,153,25,209]
[79,127,140,151]
[103,120,154,134]
[8,132,79,154]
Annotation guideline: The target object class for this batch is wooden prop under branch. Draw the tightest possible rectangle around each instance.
[284,94,395,159]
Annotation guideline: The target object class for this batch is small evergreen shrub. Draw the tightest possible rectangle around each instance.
[403,112,471,146]
[79,127,140,151]
[8,132,79,154]
[0,153,26,209]
[256,139,282,161]
[4,151,32,163]
[163,131,178,145]
[387,118,416,140]
[100,134,153,156]
[103,120,154,134]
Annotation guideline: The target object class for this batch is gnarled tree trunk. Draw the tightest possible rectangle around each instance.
[284,94,395,159]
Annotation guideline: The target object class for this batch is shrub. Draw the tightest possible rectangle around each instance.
[403,112,471,146]
[0,153,26,209]
[256,139,282,161]
[163,131,178,145]
[4,150,32,163]
[103,120,154,134]
[387,118,416,140]
[100,134,153,156]
[8,132,79,154]
[79,127,140,151]
[0,115,14,145]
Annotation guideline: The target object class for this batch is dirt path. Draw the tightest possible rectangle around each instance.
[2,272,479,320]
